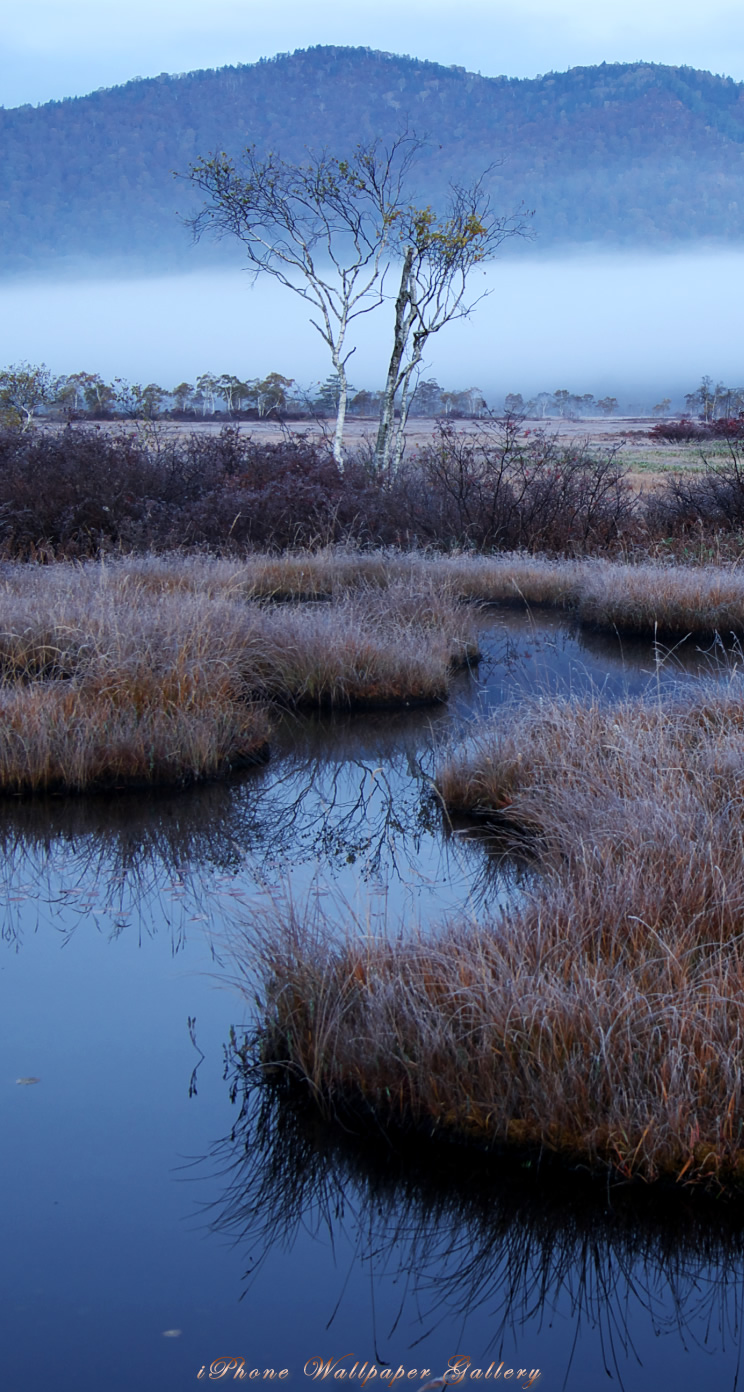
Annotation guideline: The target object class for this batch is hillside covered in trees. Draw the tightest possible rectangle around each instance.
[4,46,744,275]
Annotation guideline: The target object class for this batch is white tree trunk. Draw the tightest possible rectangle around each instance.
[332,359,348,471]
[374,249,413,474]
[390,332,427,473]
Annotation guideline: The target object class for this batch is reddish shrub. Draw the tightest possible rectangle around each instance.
[648,418,709,442]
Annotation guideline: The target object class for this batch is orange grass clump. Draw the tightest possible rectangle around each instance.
[0,579,272,792]
[0,681,270,793]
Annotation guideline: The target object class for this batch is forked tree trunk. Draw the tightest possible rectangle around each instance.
[374,248,413,475]
[390,354,421,474]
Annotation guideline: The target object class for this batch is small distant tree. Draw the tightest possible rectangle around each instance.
[57,371,117,418]
[195,372,219,416]
[597,396,619,416]
[75,372,117,417]
[349,388,383,416]
[114,380,167,420]
[719,386,744,418]
[439,386,487,418]
[684,376,727,421]
[551,390,584,418]
[465,387,488,417]
[216,374,243,414]
[315,375,340,414]
[503,392,524,414]
[255,372,294,417]
[652,398,671,417]
[687,380,744,421]
[410,378,444,417]
[56,372,89,417]
[0,362,57,429]
[172,382,195,413]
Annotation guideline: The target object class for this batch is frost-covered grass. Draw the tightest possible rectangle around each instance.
[0,556,474,792]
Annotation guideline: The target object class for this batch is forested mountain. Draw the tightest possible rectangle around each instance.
[4,45,744,275]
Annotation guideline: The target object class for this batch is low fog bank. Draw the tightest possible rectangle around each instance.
[2,247,743,408]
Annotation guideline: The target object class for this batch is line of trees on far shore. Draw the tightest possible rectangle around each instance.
[0,365,495,430]
[1,364,742,432]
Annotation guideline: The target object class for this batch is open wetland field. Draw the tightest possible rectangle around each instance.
[49,412,718,482]
[7,544,744,1388]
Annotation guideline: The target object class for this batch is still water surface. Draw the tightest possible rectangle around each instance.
[3,611,744,1392]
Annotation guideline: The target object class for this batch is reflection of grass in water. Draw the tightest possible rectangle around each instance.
[211,1051,744,1385]
[0,780,264,947]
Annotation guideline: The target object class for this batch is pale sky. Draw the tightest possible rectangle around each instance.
[2,0,744,109]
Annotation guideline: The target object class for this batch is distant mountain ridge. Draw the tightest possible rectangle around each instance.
[3,45,744,275]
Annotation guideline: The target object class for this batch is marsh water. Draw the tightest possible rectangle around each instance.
[3,608,744,1392]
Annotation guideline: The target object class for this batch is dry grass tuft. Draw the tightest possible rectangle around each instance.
[573,561,744,635]
[0,681,270,793]
[0,557,476,793]
[7,544,744,797]
[117,548,744,638]
[0,573,271,792]
[41,547,744,638]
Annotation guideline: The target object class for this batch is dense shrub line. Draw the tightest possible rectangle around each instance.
[5,419,744,558]
[0,422,635,557]
[650,416,744,443]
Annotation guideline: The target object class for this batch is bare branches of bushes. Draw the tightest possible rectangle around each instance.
[647,443,744,538]
[0,425,376,556]
[0,419,645,558]
[15,413,744,560]
[409,420,635,552]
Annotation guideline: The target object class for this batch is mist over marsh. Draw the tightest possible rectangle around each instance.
[3,246,743,405]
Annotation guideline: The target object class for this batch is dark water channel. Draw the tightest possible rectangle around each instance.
[3,610,744,1392]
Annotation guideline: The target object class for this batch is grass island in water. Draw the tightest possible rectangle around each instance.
[9,543,744,1189]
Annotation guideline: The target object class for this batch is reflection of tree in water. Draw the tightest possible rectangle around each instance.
[0,614,735,947]
[208,1058,744,1390]
[3,613,702,951]
[0,704,520,947]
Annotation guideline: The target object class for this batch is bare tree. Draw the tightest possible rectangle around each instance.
[0,362,58,430]
[374,181,529,473]
[183,138,419,468]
